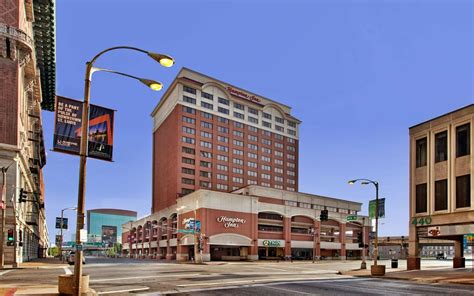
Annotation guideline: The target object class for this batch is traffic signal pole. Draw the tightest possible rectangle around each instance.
[1,162,14,269]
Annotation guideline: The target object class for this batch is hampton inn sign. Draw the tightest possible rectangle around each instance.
[216,216,246,228]
[226,86,261,103]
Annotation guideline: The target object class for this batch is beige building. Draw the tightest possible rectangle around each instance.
[408,104,473,269]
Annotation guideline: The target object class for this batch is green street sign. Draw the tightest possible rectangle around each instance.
[178,229,194,234]
[346,215,358,221]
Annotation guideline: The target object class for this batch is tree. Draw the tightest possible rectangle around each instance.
[48,246,59,257]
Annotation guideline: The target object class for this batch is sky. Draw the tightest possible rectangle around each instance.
[42,0,474,243]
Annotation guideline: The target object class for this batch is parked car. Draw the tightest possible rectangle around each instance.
[436,252,447,260]
[67,251,86,265]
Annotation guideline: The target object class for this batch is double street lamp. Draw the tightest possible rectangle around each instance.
[348,178,385,276]
[72,46,174,295]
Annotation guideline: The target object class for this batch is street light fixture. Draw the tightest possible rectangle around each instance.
[348,178,385,276]
[71,46,174,296]
[59,207,77,262]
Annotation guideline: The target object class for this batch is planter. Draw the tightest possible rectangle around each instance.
[58,274,91,295]
[371,264,386,276]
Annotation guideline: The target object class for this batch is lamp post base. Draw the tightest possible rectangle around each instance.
[371,264,386,276]
[360,261,367,269]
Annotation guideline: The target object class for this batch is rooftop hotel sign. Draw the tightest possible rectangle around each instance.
[226,86,261,103]
[216,216,246,228]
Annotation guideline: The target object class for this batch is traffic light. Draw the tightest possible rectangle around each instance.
[19,189,27,203]
[7,229,14,246]
[357,232,363,248]
[320,209,328,221]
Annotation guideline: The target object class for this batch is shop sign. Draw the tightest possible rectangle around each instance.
[216,216,246,228]
[263,240,281,247]
[226,86,261,103]
[417,227,428,237]
[427,226,441,237]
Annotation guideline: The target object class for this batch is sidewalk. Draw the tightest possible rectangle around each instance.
[341,266,474,285]
[19,257,68,269]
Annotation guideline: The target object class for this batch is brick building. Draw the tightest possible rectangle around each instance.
[0,0,55,264]
[122,69,370,261]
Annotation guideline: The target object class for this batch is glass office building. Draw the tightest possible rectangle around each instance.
[87,209,137,246]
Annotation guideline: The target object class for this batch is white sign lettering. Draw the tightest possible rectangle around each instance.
[216,216,246,228]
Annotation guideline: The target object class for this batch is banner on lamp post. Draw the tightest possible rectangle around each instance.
[369,198,385,219]
[53,96,115,161]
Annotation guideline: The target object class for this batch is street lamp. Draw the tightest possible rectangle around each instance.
[348,178,385,276]
[0,161,15,269]
[59,207,77,262]
[72,46,174,295]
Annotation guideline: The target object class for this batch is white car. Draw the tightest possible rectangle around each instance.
[67,251,86,265]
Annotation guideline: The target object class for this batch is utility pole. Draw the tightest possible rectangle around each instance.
[1,162,14,269]
[361,217,367,269]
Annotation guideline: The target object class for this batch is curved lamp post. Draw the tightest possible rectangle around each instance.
[59,207,77,262]
[73,46,174,295]
[348,178,385,276]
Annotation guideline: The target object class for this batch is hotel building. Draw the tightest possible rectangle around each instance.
[122,68,370,261]
[0,0,55,264]
[408,104,473,269]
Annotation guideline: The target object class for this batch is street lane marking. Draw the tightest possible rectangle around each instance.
[98,286,150,294]
[0,270,12,276]
[176,276,351,287]
[263,285,319,295]
[91,273,202,283]
[63,267,72,275]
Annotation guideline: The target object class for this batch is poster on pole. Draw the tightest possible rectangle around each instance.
[369,198,385,219]
[53,96,115,161]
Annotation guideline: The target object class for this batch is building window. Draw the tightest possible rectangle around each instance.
[287,146,295,152]
[415,183,427,213]
[182,116,195,124]
[233,149,243,156]
[287,170,295,176]
[435,131,448,163]
[217,164,228,171]
[275,125,284,132]
[201,91,214,100]
[262,147,272,154]
[261,164,271,171]
[217,154,228,162]
[233,158,244,166]
[232,177,243,184]
[262,130,272,137]
[287,137,295,143]
[248,179,257,185]
[287,179,295,185]
[275,142,283,149]
[285,200,298,207]
[274,185,283,189]
[261,173,271,180]
[233,139,244,147]
[201,101,213,110]
[217,174,228,180]
[261,182,270,187]
[248,143,258,150]
[217,126,229,134]
[182,167,195,175]
[182,136,195,144]
[218,107,229,114]
[275,167,283,174]
[217,184,228,190]
[234,102,244,110]
[262,156,271,162]
[288,121,297,128]
[456,174,471,208]
[183,85,196,94]
[456,123,470,157]
[416,137,427,167]
[299,202,311,209]
[248,134,258,142]
[183,95,196,104]
[248,171,257,177]
[182,178,195,185]
[217,145,229,152]
[263,112,272,120]
[287,162,295,168]
[262,121,271,128]
[182,157,195,165]
[218,116,229,124]
[200,141,212,149]
[248,117,259,124]
[200,181,211,188]
[218,97,229,105]
[182,188,194,195]
[182,126,195,135]
[200,171,212,178]
[248,152,257,159]
[218,136,229,143]
[275,159,283,165]
[234,121,244,128]
[287,154,295,160]
[234,112,244,119]
[288,129,296,136]
[233,130,243,137]
[275,117,284,124]
[262,139,272,146]
[248,161,257,168]
[275,176,283,182]
[182,147,195,155]
[201,111,213,119]
[435,179,448,211]
[200,160,212,168]
[200,151,212,159]
[248,125,258,132]
[248,107,258,115]
[182,106,195,114]
[275,151,283,157]
[201,121,213,129]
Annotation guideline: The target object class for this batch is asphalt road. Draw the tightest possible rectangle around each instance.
[0,257,462,295]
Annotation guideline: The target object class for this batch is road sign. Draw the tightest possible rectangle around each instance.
[178,229,195,234]
[76,244,83,251]
[346,215,358,221]
[79,229,88,243]
[55,217,68,229]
